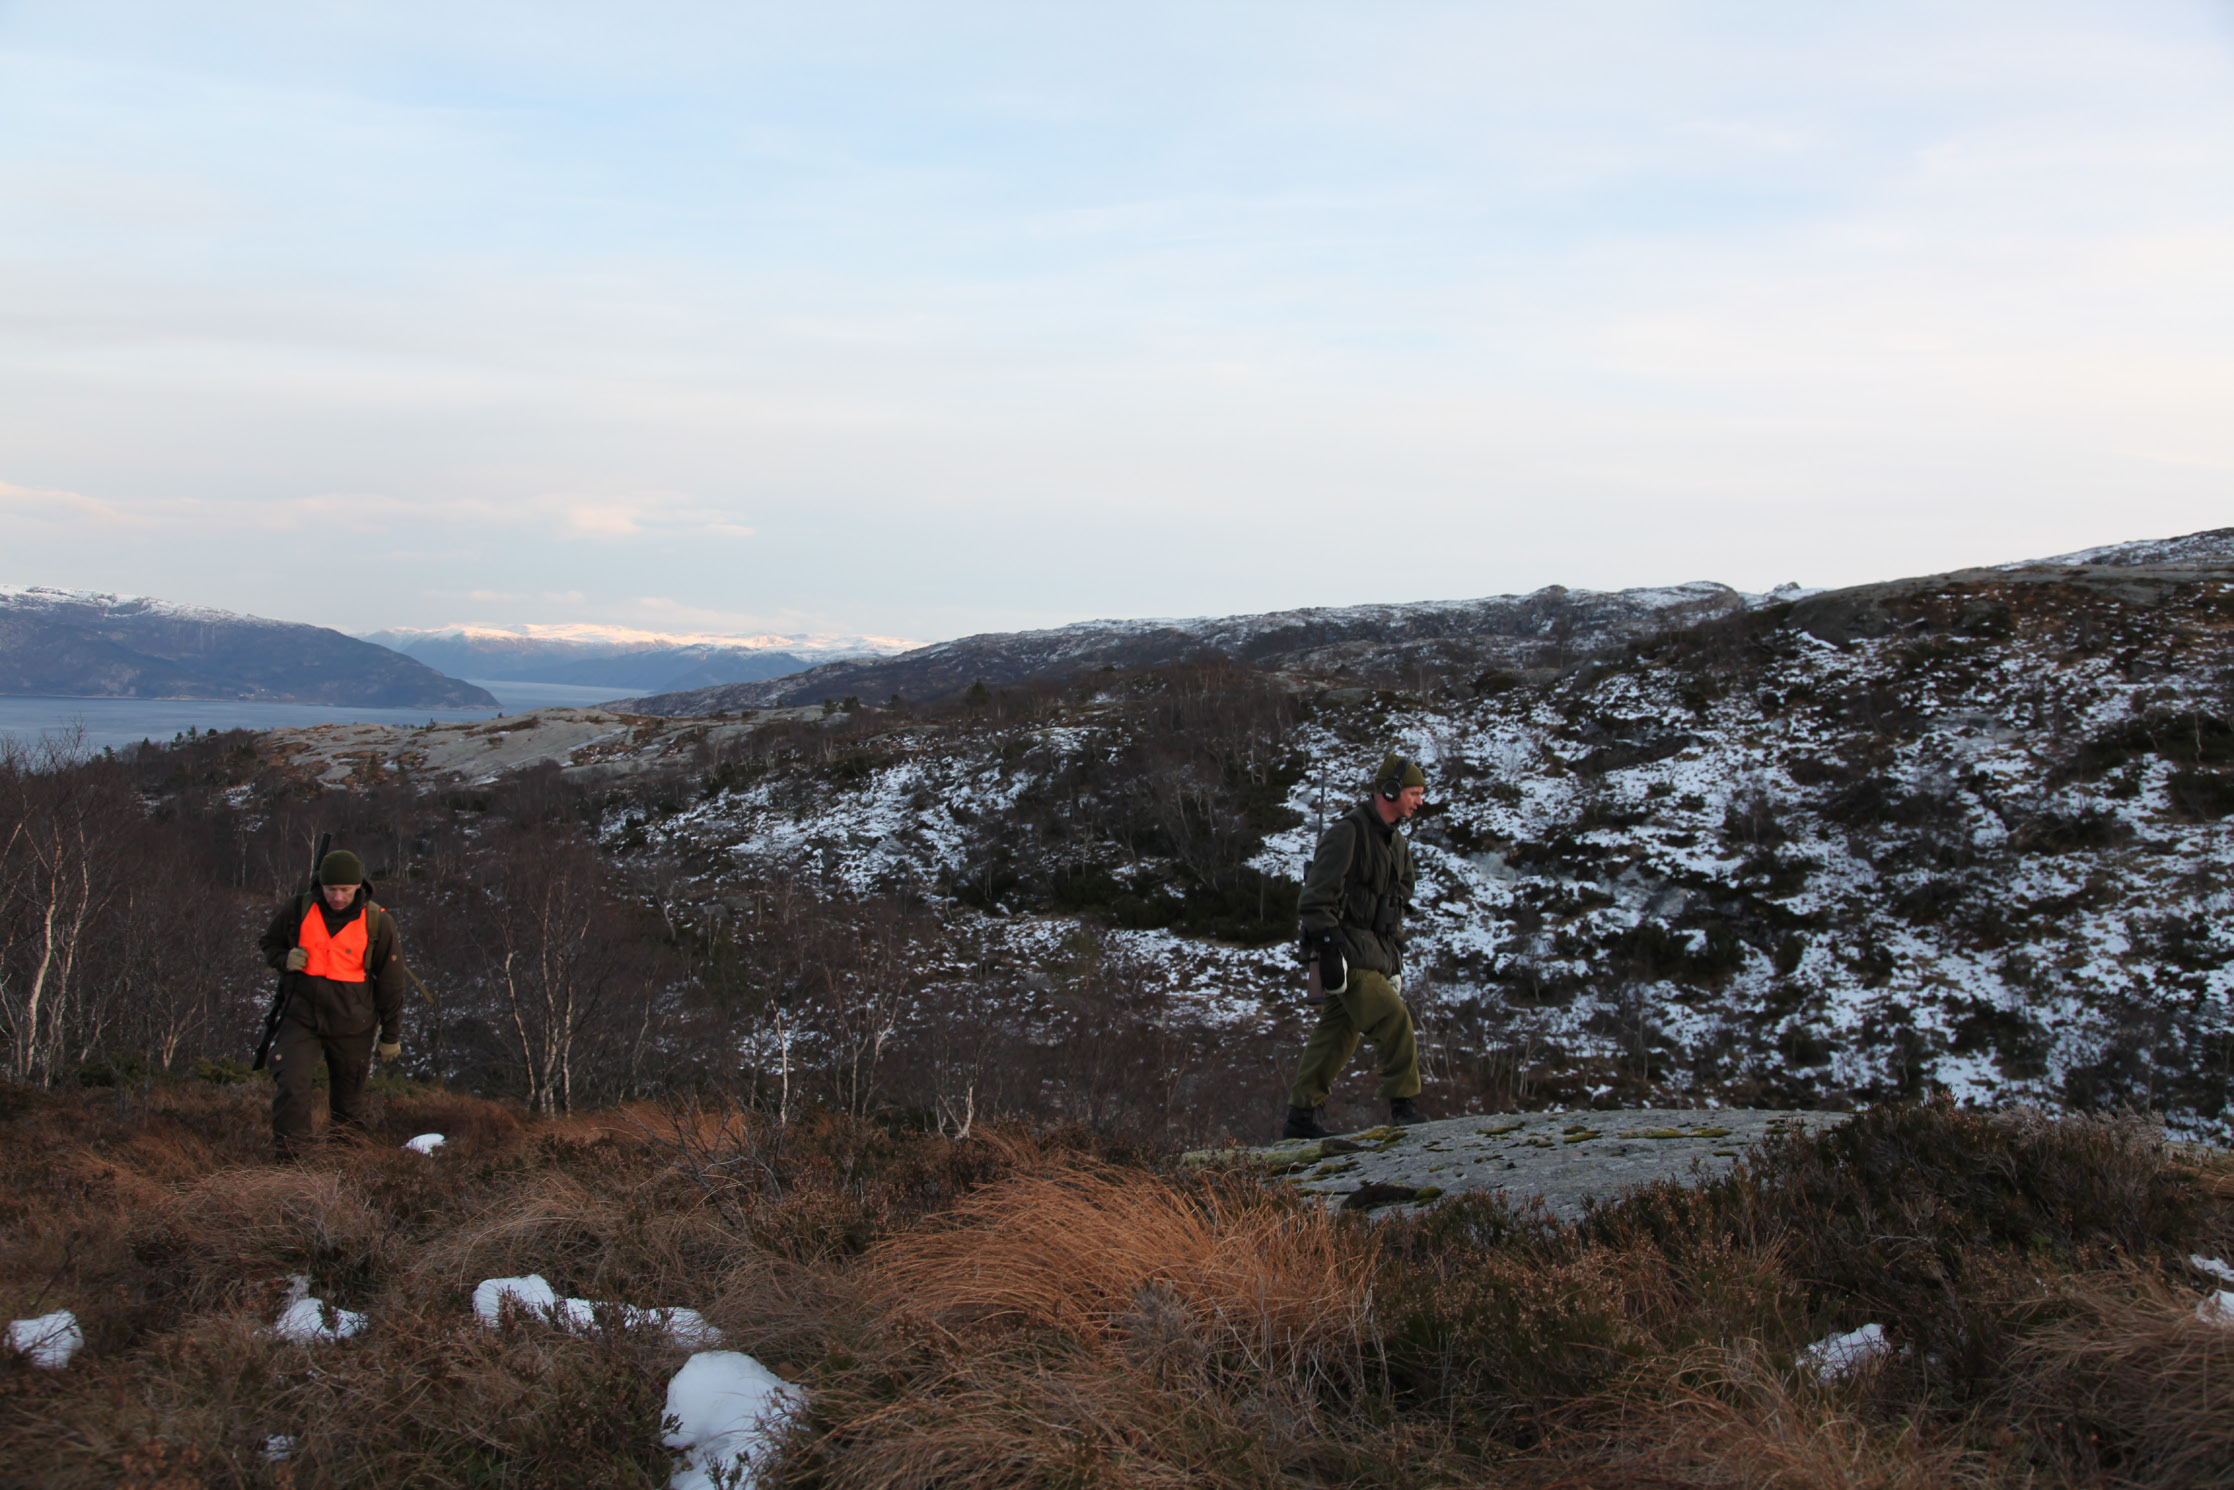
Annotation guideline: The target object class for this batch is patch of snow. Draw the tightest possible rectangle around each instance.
[473,1274,560,1324]
[263,1436,298,1463]
[651,1307,726,1349]
[2191,1255,2234,1285]
[2198,1291,2234,1327]
[471,1275,725,1346]
[270,1296,368,1345]
[401,1133,446,1154]
[1796,1322,1891,1380]
[663,1351,804,1490]
[6,1310,83,1369]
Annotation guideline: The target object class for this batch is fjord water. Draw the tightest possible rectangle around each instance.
[0,679,622,755]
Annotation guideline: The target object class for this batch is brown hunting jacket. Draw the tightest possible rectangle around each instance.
[257,886,407,1042]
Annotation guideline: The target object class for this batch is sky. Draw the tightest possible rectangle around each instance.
[3,2,2231,645]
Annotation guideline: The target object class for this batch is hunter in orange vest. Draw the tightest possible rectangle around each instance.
[256,848,408,1158]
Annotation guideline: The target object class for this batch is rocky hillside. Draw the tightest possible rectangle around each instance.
[0,587,495,706]
[574,531,2234,1138]
[615,580,1767,715]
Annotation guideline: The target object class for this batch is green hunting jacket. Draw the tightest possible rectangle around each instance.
[1297,799,1415,976]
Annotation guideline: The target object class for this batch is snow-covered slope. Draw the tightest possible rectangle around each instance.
[594,552,2234,1138]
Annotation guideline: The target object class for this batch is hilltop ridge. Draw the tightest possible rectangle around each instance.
[614,528,2234,716]
[615,579,1756,715]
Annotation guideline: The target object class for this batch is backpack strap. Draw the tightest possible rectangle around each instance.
[1330,809,1369,923]
[363,901,387,972]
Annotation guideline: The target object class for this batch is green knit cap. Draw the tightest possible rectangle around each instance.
[1375,755,1427,795]
[318,849,365,886]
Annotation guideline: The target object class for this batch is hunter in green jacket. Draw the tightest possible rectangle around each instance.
[1282,754,1428,1140]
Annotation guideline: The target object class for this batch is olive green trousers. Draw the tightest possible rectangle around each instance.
[1287,970,1420,1108]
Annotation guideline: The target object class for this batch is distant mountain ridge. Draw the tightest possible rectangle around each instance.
[613,580,1766,714]
[0,586,494,707]
[614,527,2234,716]
[2022,526,2234,569]
[360,624,913,696]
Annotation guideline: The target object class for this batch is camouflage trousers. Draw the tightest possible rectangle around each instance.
[1287,970,1420,1108]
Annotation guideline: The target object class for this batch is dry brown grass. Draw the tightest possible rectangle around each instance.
[6,1087,2232,1489]
[0,1082,1125,1487]
[2000,1267,2234,1490]
[771,1108,2234,1490]
[869,1164,1372,1350]
[789,1165,1401,1489]
[1501,1345,2000,1490]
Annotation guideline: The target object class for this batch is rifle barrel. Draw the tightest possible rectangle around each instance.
[251,830,330,1070]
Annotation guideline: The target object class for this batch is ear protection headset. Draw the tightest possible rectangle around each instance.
[1377,755,1420,802]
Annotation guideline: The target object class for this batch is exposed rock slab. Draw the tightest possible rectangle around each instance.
[1189,1108,1852,1220]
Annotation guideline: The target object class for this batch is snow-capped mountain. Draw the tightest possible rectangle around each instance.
[0,586,494,706]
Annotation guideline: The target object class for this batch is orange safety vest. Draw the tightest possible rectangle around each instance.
[298,900,369,982]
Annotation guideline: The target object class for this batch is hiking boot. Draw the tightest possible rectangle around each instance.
[1388,1097,1426,1126]
[1282,1105,1333,1141]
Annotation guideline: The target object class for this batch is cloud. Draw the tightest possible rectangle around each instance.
[423,588,590,605]
[3,5,2230,632]
[559,497,755,542]
[0,476,756,547]
[0,479,122,525]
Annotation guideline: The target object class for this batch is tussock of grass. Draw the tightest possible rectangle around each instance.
[4,1089,2231,1488]
[869,1166,1371,1346]
[788,1168,1420,1490]
[2003,1270,2234,1487]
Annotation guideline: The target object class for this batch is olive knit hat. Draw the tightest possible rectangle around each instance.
[318,849,365,886]
[1374,755,1428,795]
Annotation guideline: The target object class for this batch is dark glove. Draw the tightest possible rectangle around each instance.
[285,947,309,972]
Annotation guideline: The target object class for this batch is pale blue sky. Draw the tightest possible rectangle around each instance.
[4,2,2231,641]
